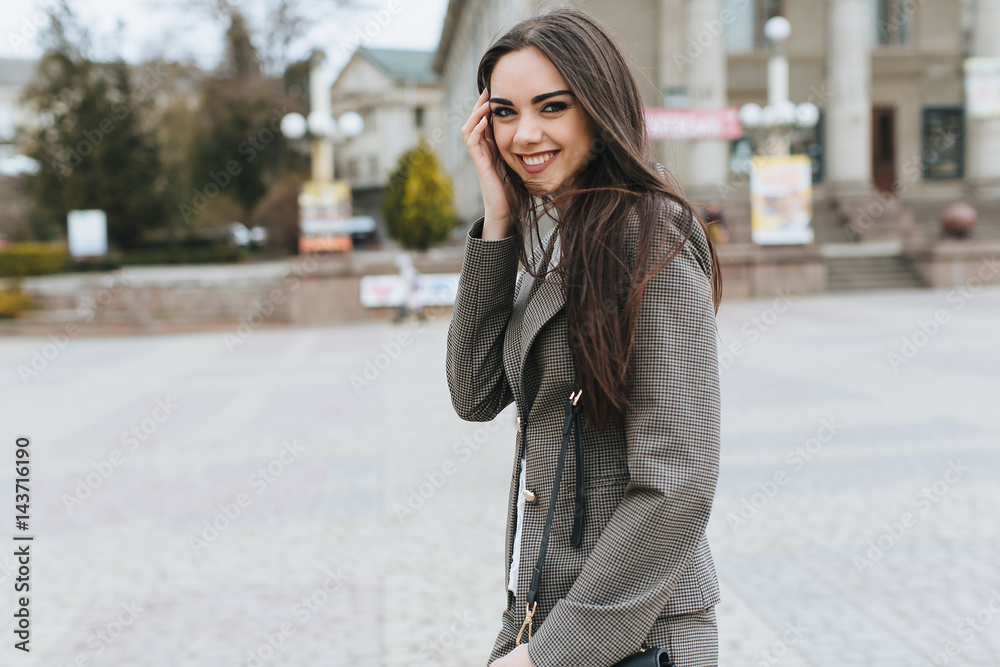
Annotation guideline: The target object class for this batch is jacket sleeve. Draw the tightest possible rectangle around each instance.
[527,200,721,667]
[445,216,520,422]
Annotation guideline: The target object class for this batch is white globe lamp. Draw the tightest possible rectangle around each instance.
[739,102,762,130]
[338,111,364,139]
[764,16,791,43]
[795,102,820,128]
[307,111,337,138]
[280,112,307,140]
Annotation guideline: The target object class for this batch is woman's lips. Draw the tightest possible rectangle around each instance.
[517,150,560,174]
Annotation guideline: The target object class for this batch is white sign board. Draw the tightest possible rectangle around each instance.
[965,57,1000,119]
[360,274,460,308]
[67,209,108,257]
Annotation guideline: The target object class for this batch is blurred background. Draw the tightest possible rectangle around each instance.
[0,0,998,666]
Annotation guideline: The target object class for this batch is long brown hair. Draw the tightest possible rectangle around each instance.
[477,4,723,432]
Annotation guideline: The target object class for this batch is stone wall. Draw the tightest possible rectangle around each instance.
[3,239,996,336]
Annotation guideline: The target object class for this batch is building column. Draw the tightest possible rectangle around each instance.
[656,0,688,183]
[966,0,1000,199]
[825,0,871,195]
[683,0,729,198]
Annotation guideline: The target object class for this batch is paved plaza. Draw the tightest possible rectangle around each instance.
[0,284,997,667]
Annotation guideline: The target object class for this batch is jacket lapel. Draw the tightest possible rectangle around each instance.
[514,225,565,392]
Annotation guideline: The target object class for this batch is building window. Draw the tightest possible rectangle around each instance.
[872,0,913,46]
[724,0,782,52]
[415,106,425,128]
[922,107,964,180]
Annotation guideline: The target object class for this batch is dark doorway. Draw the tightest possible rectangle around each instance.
[872,106,897,193]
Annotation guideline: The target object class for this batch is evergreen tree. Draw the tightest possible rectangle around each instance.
[382,140,456,251]
[18,4,168,248]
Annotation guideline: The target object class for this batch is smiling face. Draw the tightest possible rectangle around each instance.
[488,46,598,199]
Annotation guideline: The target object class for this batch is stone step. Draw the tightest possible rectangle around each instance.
[826,255,925,291]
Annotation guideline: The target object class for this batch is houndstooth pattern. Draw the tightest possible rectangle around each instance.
[445,194,722,667]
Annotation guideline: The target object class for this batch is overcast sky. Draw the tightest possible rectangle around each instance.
[0,0,450,80]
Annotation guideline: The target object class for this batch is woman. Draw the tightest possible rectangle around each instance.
[445,6,723,667]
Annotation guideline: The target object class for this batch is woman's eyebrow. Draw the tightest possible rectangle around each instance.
[489,90,573,106]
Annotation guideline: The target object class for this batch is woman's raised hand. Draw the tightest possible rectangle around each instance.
[461,88,513,239]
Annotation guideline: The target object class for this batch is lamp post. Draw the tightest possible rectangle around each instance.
[738,17,819,155]
[279,50,366,253]
[279,50,365,181]
[739,17,820,246]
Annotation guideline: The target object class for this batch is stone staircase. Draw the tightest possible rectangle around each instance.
[822,243,926,291]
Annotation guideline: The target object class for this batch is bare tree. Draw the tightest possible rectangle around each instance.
[150,0,368,76]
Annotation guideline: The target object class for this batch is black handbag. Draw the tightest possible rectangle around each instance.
[513,375,675,667]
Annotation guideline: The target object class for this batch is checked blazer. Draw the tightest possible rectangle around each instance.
[445,193,722,667]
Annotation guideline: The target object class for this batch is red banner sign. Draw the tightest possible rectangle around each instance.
[645,108,743,140]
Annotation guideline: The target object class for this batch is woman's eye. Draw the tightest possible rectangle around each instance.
[543,102,567,112]
[492,107,513,117]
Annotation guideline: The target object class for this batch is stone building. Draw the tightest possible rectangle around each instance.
[0,58,38,167]
[330,47,446,235]
[432,0,1000,251]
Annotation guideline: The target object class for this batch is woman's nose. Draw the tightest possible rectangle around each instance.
[513,114,543,146]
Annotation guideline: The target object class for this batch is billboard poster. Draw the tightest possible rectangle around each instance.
[298,180,353,253]
[359,274,460,308]
[750,155,814,245]
[965,57,1000,119]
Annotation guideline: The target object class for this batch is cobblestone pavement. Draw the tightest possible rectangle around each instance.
[0,285,997,667]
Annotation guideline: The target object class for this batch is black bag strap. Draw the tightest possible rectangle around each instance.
[517,372,584,645]
[510,372,676,667]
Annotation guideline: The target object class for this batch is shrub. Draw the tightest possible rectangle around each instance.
[0,242,69,277]
[0,283,34,318]
[383,139,456,251]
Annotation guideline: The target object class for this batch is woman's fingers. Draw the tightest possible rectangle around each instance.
[467,108,495,166]
[464,104,491,145]
[460,89,490,138]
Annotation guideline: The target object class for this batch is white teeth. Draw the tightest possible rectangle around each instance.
[523,151,555,166]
